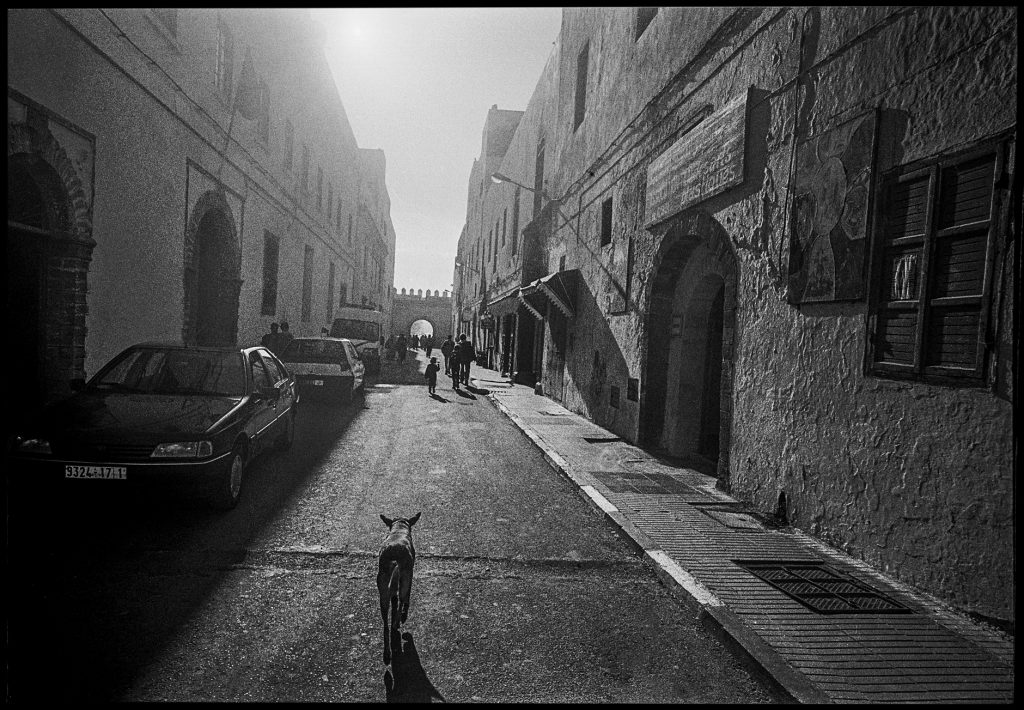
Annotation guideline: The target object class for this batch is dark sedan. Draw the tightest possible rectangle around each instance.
[7,343,298,509]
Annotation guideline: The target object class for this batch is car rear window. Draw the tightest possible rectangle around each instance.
[92,348,247,396]
[280,339,348,364]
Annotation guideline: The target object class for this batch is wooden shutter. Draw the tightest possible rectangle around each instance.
[922,151,997,379]
[870,169,933,372]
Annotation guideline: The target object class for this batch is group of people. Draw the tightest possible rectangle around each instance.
[425,333,476,394]
[260,321,294,355]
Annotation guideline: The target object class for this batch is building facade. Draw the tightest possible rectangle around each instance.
[453,6,1017,625]
[7,8,396,408]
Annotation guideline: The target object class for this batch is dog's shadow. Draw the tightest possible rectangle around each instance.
[383,631,444,703]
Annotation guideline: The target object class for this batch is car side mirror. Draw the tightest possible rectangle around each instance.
[70,378,86,391]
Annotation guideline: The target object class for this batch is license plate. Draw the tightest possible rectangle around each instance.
[65,465,127,480]
[312,380,324,386]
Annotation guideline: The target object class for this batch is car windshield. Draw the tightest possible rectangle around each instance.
[329,319,378,342]
[280,339,347,364]
[91,348,247,396]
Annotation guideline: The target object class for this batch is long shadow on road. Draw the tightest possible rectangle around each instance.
[7,385,372,702]
[384,632,445,703]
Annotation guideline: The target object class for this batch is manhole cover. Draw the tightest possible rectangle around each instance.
[735,560,913,615]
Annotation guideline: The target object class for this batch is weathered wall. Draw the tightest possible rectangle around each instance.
[7,9,391,375]
[537,6,1015,621]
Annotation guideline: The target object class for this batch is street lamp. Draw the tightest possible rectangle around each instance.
[490,172,579,242]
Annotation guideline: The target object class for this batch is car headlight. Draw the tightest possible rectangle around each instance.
[151,441,214,458]
[16,438,52,455]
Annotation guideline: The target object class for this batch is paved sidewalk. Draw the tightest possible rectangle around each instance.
[467,364,1014,704]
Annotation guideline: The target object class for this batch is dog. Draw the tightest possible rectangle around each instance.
[377,512,420,664]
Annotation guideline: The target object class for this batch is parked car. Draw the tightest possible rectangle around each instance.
[6,343,298,509]
[280,336,365,403]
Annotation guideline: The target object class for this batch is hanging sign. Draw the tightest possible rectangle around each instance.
[644,90,749,227]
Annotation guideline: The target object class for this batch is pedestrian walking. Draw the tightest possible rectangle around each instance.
[456,333,475,386]
[385,334,396,360]
[396,334,407,362]
[425,356,440,395]
[279,321,294,352]
[261,322,280,350]
[425,334,434,358]
[449,343,461,390]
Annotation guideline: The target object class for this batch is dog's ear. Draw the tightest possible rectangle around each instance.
[380,514,394,528]
[408,512,421,527]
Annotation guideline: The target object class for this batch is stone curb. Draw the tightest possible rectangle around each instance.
[485,387,831,705]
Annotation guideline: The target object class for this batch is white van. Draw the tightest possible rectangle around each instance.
[329,306,384,374]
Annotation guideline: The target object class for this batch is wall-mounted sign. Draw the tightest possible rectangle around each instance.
[787,110,878,303]
[644,90,749,227]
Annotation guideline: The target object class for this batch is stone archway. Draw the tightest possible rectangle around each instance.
[183,190,241,346]
[641,213,738,487]
[7,121,95,408]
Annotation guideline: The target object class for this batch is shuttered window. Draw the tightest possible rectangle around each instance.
[867,141,1006,384]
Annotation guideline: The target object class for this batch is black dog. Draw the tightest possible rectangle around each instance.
[377,512,420,664]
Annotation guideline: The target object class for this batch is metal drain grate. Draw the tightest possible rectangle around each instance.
[583,436,623,443]
[735,560,913,615]
[591,470,696,495]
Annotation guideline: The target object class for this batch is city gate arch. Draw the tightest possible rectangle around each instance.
[389,288,453,342]
[640,212,738,488]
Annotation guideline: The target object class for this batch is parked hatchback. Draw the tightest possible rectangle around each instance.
[7,343,298,509]
[279,336,365,404]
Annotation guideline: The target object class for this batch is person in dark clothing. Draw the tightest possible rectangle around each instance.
[261,322,280,350]
[440,334,455,375]
[279,321,295,352]
[456,333,475,386]
[396,334,407,362]
[425,334,434,358]
[425,356,440,395]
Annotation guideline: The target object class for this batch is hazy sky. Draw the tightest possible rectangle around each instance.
[309,7,563,295]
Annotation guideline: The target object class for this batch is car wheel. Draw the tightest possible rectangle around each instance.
[276,410,296,452]
[208,445,245,510]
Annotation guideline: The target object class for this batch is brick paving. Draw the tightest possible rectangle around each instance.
[468,364,1014,704]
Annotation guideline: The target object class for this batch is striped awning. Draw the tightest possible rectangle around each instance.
[517,268,580,320]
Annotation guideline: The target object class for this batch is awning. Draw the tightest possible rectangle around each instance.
[486,288,522,318]
[518,268,580,321]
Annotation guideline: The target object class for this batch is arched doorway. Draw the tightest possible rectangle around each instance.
[641,219,737,485]
[409,319,434,339]
[6,139,93,410]
[184,192,241,346]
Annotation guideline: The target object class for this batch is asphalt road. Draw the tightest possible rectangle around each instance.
[8,353,775,703]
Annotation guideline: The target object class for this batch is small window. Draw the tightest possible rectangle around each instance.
[635,7,658,40]
[301,245,314,322]
[257,80,270,144]
[347,213,354,243]
[327,261,336,319]
[317,166,324,210]
[339,282,348,307]
[283,120,294,170]
[216,19,234,98]
[502,208,508,246]
[600,197,613,247]
[261,232,279,316]
[573,42,589,131]
[328,182,333,217]
[866,138,1008,385]
[301,145,310,192]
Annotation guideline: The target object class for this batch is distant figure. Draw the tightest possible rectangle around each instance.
[261,322,279,350]
[449,341,461,390]
[440,335,454,375]
[425,356,440,395]
[279,321,295,353]
[385,334,396,360]
[425,334,434,358]
[396,334,408,362]
[456,333,475,386]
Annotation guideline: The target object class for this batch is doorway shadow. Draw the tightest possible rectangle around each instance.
[383,632,444,703]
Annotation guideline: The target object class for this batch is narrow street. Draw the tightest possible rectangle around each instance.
[9,351,774,703]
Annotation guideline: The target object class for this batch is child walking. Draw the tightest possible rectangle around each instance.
[425,356,440,395]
